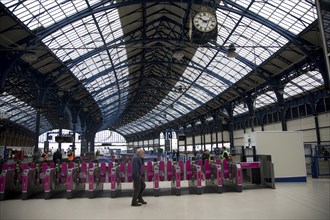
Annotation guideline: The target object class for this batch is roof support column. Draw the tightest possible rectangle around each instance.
[309,102,321,145]
[316,0,330,89]
[33,108,41,163]
[272,81,287,131]
[191,123,196,154]
[213,115,219,149]
[226,104,234,153]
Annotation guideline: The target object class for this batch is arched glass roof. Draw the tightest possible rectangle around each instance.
[1,0,325,138]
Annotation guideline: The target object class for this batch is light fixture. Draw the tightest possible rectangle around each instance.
[22,51,38,64]
[227,43,237,58]
[172,50,184,61]
[57,90,65,97]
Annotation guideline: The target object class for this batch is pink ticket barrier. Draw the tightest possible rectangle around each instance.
[185,160,192,180]
[119,162,126,183]
[99,162,107,183]
[196,165,202,195]
[147,161,154,182]
[204,159,211,180]
[188,164,202,195]
[68,161,86,199]
[79,162,88,184]
[208,163,223,193]
[110,167,119,198]
[159,161,165,181]
[88,162,104,198]
[167,161,173,181]
[174,165,181,196]
[232,163,242,192]
[0,163,20,200]
[0,164,9,200]
[107,162,113,183]
[40,162,48,185]
[22,162,44,200]
[178,160,184,181]
[127,161,132,182]
[153,166,160,196]
[222,159,229,179]
[60,162,68,184]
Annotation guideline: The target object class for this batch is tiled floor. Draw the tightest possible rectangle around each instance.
[0,177,329,220]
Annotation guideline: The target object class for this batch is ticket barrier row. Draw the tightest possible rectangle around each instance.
[0,158,274,200]
[104,159,274,197]
[0,161,108,200]
[109,160,225,197]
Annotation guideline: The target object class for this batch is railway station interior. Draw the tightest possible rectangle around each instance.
[0,0,329,219]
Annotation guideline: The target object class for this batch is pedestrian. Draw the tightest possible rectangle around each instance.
[53,148,62,164]
[131,148,147,206]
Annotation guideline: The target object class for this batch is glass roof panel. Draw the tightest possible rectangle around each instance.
[255,91,277,109]
[233,103,248,116]
[228,20,287,65]
[243,0,317,35]
[0,93,51,133]
[284,70,324,99]
[3,0,102,29]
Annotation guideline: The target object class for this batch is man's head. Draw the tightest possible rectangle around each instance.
[137,148,144,158]
[221,146,226,151]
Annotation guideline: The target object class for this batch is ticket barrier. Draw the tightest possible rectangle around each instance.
[222,160,242,192]
[188,164,202,195]
[119,161,126,183]
[159,161,165,181]
[88,162,104,198]
[205,162,223,193]
[178,160,184,181]
[110,166,121,198]
[79,162,88,184]
[240,161,275,189]
[127,161,132,183]
[107,162,113,183]
[44,162,68,199]
[22,162,44,200]
[185,160,192,181]
[66,162,85,199]
[166,161,173,181]
[170,165,181,196]
[147,161,154,182]
[153,165,160,196]
[0,163,22,200]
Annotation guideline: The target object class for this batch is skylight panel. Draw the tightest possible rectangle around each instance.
[233,104,248,116]
[0,93,51,132]
[244,0,317,35]
[3,0,94,29]
[255,91,277,109]
[284,71,323,99]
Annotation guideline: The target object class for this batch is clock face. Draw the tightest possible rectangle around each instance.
[193,12,217,33]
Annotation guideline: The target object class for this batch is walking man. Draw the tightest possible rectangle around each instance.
[131,148,147,206]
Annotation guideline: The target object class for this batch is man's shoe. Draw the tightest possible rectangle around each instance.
[138,200,147,204]
[131,203,142,207]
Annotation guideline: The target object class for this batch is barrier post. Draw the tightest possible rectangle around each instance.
[216,164,223,193]
[110,167,117,198]
[153,166,160,196]
[175,165,181,196]
[196,165,202,195]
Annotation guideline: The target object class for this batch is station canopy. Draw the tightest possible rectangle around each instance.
[0,0,326,140]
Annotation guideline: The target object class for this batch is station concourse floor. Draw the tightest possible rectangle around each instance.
[0,177,329,220]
